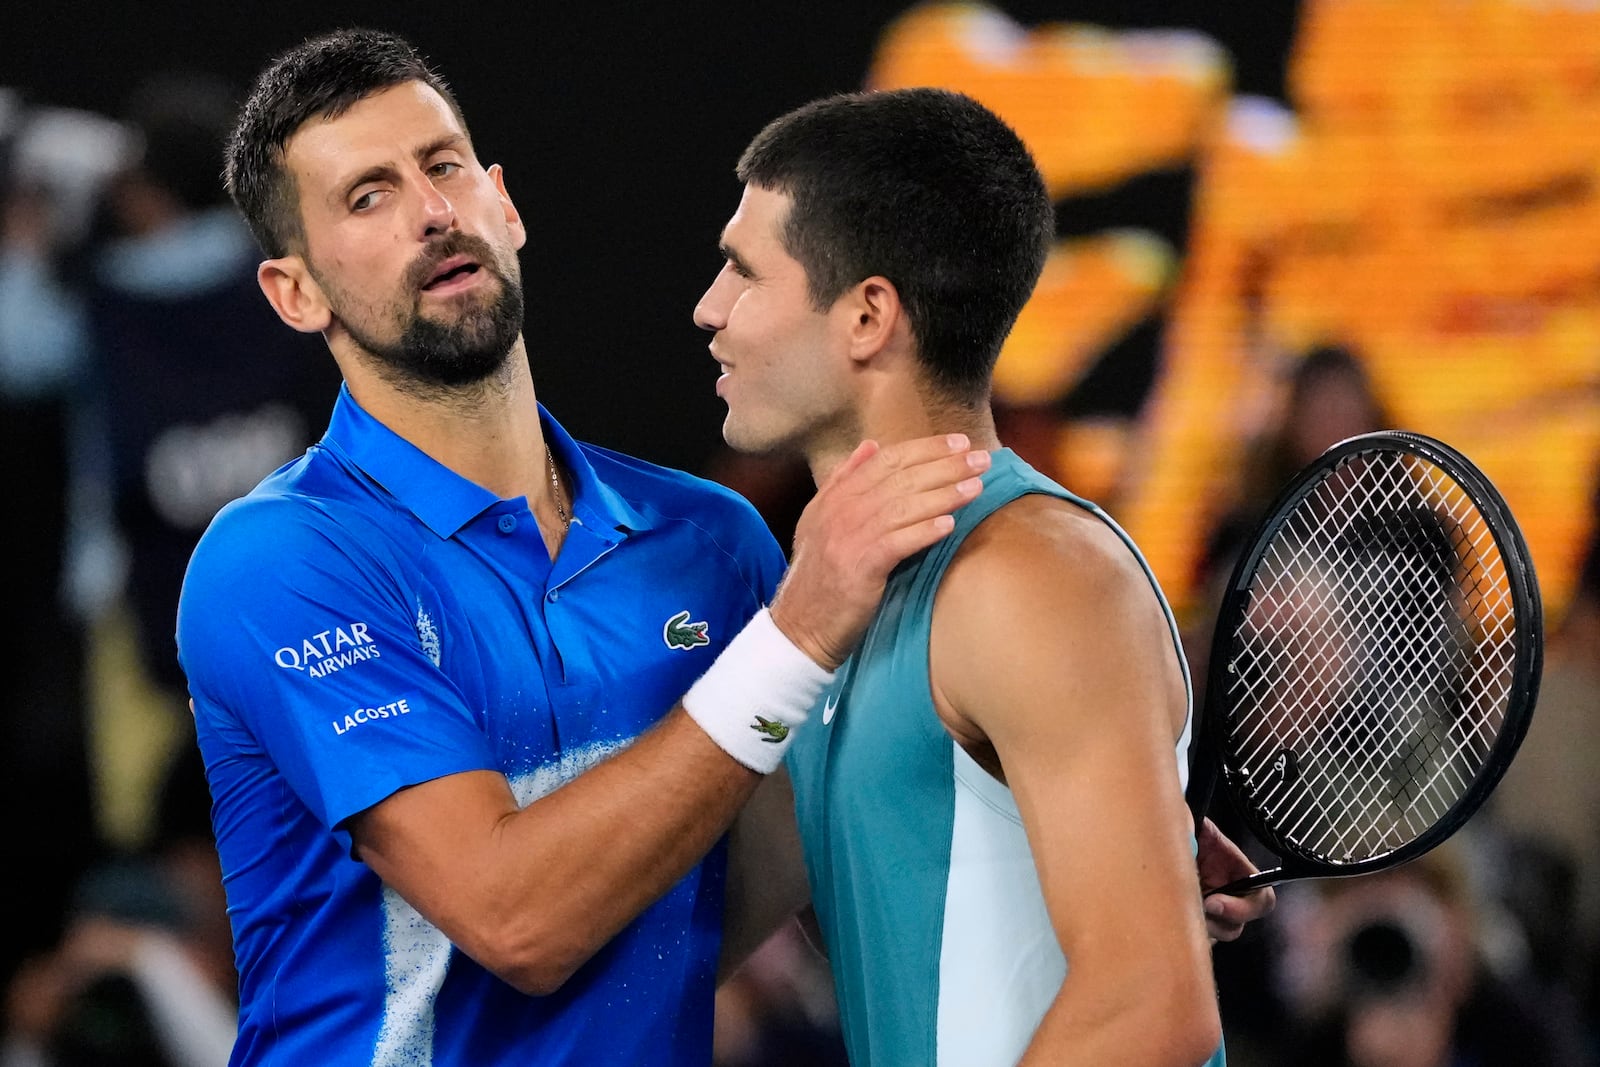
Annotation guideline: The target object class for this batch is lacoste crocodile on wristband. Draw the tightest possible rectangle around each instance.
[681,607,834,774]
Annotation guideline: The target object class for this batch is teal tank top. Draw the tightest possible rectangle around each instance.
[786,448,1222,1066]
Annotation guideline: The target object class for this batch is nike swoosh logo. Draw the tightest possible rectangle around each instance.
[822,692,840,725]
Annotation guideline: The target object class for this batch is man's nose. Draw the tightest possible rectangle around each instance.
[693,273,730,332]
[415,177,456,238]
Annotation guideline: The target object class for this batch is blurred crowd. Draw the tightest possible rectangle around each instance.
[4,42,1600,1067]
[1178,347,1600,1067]
[0,72,334,1065]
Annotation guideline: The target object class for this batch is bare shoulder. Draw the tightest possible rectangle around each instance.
[930,492,1185,742]
[939,493,1155,615]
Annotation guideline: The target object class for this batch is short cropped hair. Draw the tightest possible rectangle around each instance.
[224,27,467,258]
[736,88,1052,403]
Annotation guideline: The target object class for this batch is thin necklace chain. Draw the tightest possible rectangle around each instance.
[546,445,570,531]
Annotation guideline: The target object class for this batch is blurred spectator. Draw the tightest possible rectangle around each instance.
[1195,342,1393,607]
[0,853,236,1067]
[1483,459,1600,1045]
[713,921,847,1067]
[73,70,341,852]
[0,89,133,1005]
[0,72,338,1059]
[1185,342,1394,1062]
[1185,342,1600,1065]
[1267,840,1594,1067]
[1188,342,1395,761]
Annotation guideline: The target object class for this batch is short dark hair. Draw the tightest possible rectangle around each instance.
[224,27,467,258]
[736,88,1052,403]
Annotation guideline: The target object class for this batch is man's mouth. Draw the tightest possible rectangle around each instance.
[421,256,483,292]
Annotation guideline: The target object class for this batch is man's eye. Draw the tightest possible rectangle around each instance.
[430,161,462,178]
[352,190,379,212]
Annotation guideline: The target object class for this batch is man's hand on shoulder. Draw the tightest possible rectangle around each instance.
[771,434,988,669]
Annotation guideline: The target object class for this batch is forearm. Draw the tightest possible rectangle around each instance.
[506,709,761,973]
[1019,970,1221,1067]
[361,707,762,995]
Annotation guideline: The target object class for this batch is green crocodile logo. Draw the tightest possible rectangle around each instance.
[663,610,710,650]
[751,716,790,743]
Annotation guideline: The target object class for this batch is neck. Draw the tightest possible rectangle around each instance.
[806,387,1000,486]
[340,338,555,504]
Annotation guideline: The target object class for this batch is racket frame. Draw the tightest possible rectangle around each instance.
[1188,430,1543,895]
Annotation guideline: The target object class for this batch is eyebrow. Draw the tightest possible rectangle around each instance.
[719,240,755,278]
[331,134,469,207]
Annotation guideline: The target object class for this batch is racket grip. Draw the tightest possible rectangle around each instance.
[1204,868,1284,898]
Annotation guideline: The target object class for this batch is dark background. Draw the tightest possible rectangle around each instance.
[2,1,1299,474]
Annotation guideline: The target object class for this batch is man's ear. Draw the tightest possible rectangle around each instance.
[843,276,903,364]
[257,255,332,334]
[488,164,526,252]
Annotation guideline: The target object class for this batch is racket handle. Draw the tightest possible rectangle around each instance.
[1204,867,1285,898]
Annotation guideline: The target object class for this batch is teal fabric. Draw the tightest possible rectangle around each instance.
[787,448,1224,1066]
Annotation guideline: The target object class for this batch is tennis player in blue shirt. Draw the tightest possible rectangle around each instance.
[175,28,991,1066]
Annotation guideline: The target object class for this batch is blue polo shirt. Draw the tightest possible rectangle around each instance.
[177,385,785,1066]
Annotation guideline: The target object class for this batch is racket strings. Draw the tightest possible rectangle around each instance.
[1223,450,1519,866]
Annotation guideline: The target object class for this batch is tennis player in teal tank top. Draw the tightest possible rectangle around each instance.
[699,87,1275,1065]
[786,450,1225,1066]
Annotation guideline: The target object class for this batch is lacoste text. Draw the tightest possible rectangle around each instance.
[332,699,413,735]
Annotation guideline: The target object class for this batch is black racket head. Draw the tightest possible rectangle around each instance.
[1194,430,1542,888]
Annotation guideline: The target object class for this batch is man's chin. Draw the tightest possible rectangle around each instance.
[416,289,496,324]
[412,309,520,356]
[722,419,791,458]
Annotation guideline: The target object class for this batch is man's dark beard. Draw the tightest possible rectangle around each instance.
[377,279,524,387]
[332,234,525,387]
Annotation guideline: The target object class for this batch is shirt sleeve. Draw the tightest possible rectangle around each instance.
[178,493,498,832]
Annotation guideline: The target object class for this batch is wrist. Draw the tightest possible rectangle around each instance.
[766,592,847,672]
[681,607,834,773]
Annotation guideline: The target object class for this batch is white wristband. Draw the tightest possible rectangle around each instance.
[682,607,834,773]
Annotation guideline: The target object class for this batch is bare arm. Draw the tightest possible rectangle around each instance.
[349,435,990,995]
[931,497,1221,1066]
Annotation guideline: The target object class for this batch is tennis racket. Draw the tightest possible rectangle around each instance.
[1186,430,1542,896]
